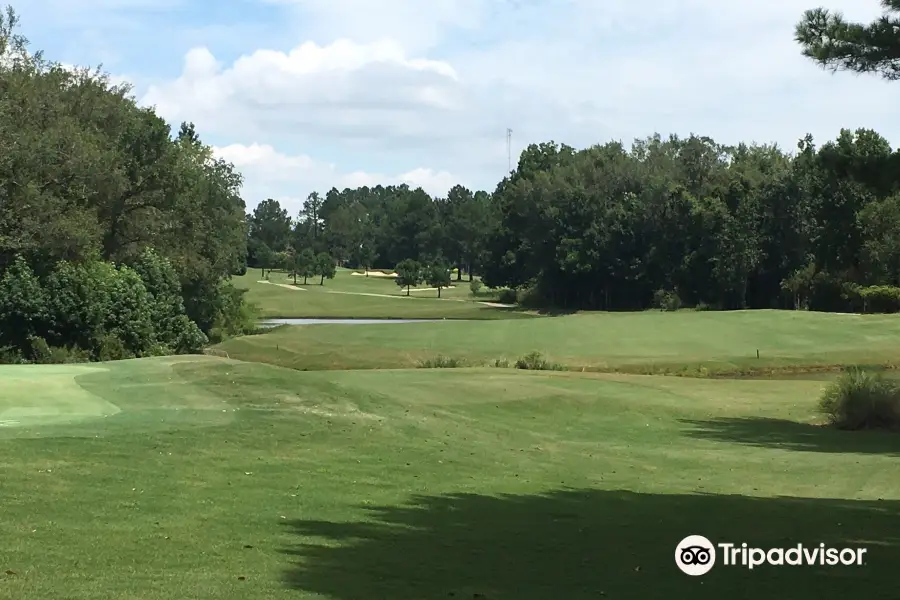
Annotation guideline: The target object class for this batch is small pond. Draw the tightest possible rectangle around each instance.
[258,318,456,328]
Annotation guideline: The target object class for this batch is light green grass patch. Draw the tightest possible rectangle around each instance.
[0,364,118,428]
[0,355,237,439]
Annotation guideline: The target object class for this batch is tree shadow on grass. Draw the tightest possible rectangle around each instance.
[280,488,900,599]
[680,417,900,455]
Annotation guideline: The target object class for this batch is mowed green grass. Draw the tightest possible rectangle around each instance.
[234,269,526,320]
[3,355,900,599]
[215,309,900,374]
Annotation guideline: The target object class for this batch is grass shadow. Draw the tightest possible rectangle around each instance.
[680,417,900,455]
[280,488,900,599]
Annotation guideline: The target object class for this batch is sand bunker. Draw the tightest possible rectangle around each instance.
[350,271,398,278]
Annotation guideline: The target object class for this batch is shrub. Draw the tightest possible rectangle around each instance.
[818,368,900,430]
[516,286,544,308]
[170,315,208,353]
[27,335,53,364]
[0,256,48,350]
[653,289,682,311]
[145,342,175,357]
[417,355,468,368]
[103,265,157,357]
[96,334,131,362]
[133,247,200,350]
[44,260,107,352]
[469,279,483,296]
[497,288,517,304]
[515,351,565,371]
[493,358,510,368]
[28,337,91,364]
[858,285,900,314]
[47,345,92,364]
[0,345,23,364]
[204,283,259,344]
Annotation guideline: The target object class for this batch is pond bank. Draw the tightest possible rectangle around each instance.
[258,318,463,327]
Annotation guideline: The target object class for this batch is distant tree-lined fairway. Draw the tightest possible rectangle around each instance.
[6,3,900,598]
[214,310,900,374]
[2,355,900,599]
[233,269,526,320]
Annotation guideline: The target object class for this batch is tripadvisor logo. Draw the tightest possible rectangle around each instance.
[675,535,867,576]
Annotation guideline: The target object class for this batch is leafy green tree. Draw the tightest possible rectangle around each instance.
[323,203,363,264]
[249,199,292,259]
[132,247,207,353]
[282,250,302,285]
[315,252,336,285]
[272,250,290,275]
[395,259,422,296]
[425,262,452,298]
[0,8,258,360]
[177,121,200,144]
[298,248,316,284]
[43,260,106,352]
[0,255,47,351]
[356,243,378,276]
[255,242,275,278]
[859,193,900,286]
[104,264,157,357]
[796,1,900,80]
[301,192,324,246]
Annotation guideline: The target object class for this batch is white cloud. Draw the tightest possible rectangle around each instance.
[212,143,456,214]
[141,38,463,143]
[28,0,900,211]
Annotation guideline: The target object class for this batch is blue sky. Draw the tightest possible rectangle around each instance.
[16,0,900,214]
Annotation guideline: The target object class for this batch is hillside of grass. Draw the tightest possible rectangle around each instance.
[213,309,900,375]
[2,355,900,599]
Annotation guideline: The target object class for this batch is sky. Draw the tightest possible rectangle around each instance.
[15,0,900,215]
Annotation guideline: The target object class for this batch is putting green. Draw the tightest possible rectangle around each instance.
[0,364,119,428]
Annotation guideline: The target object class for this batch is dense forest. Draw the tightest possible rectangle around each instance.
[250,128,900,313]
[3,1,900,363]
[0,8,254,363]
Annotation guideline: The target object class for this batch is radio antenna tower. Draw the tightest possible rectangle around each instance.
[506,128,513,173]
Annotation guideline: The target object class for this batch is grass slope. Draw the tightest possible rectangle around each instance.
[234,269,526,320]
[3,356,900,599]
[215,309,900,374]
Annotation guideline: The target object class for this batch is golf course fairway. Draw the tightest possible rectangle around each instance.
[2,339,900,599]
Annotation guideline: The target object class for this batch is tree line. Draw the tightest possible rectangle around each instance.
[0,8,253,363]
[247,2,900,313]
[248,129,900,313]
[246,184,493,286]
